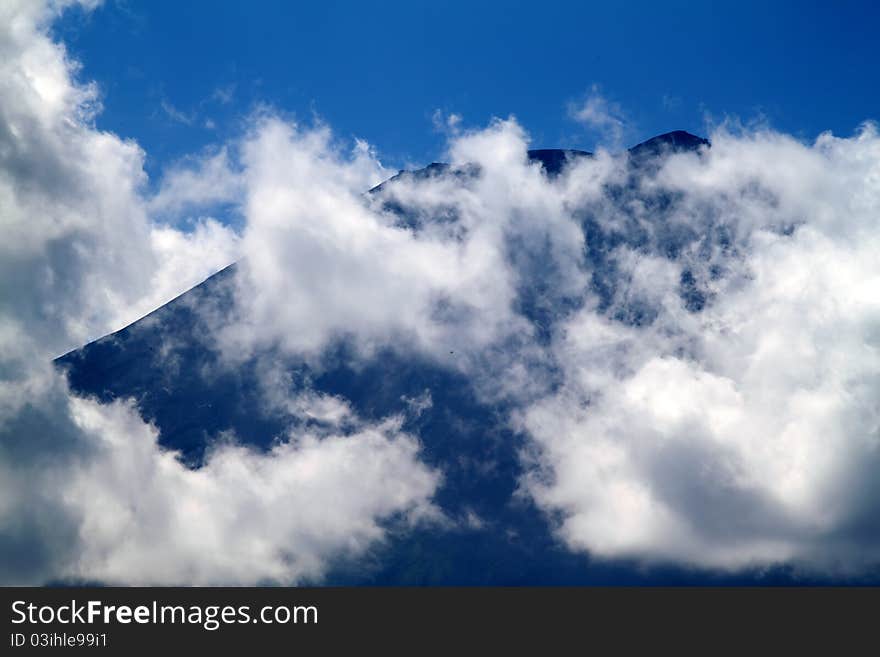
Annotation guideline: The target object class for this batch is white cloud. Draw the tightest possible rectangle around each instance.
[64,395,438,586]
[569,85,628,148]
[432,109,462,134]
[149,147,243,217]
[520,125,880,572]
[0,0,241,350]
[216,116,592,378]
[215,116,519,361]
[0,0,438,585]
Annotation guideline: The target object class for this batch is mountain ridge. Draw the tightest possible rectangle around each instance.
[371,129,709,191]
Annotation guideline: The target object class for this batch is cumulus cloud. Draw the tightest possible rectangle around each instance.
[213,115,593,384]
[214,116,515,360]
[520,125,880,572]
[64,395,438,585]
[0,0,438,585]
[0,0,240,348]
[1,363,439,585]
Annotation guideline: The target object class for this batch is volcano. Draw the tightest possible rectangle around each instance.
[55,131,805,585]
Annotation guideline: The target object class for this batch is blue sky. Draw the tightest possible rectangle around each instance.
[56,0,878,181]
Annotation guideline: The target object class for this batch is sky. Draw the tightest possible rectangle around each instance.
[3,0,880,585]
[54,0,880,183]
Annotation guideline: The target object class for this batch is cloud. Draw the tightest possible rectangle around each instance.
[569,85,628,148]
[519,125,880,572]
[149,147,243,217]
[160,98,196,125]
[64,394,439,585]
[211,83,235,105]
[1,361,439,585]
[212,115,591,384]
[432,109,462,134]
[0,0,438,585]
[212,116,516,362]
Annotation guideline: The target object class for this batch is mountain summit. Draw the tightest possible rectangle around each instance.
[374,130,709,188]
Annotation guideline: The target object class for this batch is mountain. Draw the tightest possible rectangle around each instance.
[56,131,807,584]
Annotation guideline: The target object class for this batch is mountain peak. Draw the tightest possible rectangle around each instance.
[629,130,710,157]
[371,131,710,192]
[526,148,591,175]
